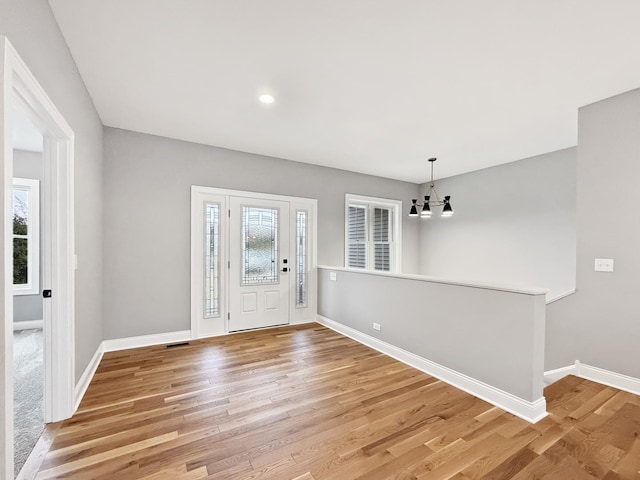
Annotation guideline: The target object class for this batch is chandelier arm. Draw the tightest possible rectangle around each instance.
[429,184,443,205]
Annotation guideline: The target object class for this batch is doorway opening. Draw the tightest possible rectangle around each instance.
[191,186,317,339]
[1,36,76,478]
[12,106,45,476]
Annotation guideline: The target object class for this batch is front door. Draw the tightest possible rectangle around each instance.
[228,197,290,331]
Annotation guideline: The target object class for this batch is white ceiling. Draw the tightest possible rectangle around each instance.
[49,0,640,183]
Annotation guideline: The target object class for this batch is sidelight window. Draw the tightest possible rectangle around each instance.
[204,202,220,317]
[296,210,308,307]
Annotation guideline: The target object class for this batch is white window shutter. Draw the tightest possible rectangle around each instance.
[347,205,367,268]
[373,207,391,271]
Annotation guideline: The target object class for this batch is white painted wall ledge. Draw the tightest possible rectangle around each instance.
[317,265,549,297]
[546,289,576,305]
[545,361,640,396]
[318,265,546,414]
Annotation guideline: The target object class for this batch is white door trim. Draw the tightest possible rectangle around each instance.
[190,189,227,339]
[190,186,317,339]
[1,36,75,478]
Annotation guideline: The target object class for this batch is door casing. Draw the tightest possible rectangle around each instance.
[190,186,317,339]
[1,36,75,478]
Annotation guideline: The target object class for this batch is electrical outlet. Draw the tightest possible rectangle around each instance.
[594,258,614,272]
[373,322,381,331]
[330,272,337,281]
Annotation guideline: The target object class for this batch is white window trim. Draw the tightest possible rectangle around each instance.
[13,177,40,296]
[345,194,402,273]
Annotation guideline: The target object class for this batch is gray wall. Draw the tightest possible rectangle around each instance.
[103,127,419,339]
[318,267,546,403]
[0,0,104,381]
[12,149,43,323]
[546,88,640,377]
[418,148,577,301]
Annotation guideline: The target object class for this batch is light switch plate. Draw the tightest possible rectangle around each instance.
[594,258,614,272]
[330,271,337,281]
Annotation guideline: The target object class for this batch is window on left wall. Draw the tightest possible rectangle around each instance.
[13,178,40,295]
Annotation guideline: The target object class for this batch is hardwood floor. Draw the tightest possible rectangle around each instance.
[31,323,640,479]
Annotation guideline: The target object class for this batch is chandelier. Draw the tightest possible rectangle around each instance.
[408,158,453,218]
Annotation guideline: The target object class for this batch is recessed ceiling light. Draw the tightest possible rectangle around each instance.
[259,94,275,104]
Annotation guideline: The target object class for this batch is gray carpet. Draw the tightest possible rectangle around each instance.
[13,328,44,478]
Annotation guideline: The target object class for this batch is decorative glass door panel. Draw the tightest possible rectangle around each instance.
[229,197,290,331]
[241,206,279,285]
[204,203,220,318]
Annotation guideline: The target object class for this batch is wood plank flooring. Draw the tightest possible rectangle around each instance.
[30,324,640,479]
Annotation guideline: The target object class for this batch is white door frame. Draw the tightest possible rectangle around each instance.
[190,186,317,339]
[1,36,75,477]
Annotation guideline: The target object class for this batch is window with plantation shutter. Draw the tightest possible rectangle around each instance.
[373,207,391,271]
[345,195,401,273]
[348,205,367,268]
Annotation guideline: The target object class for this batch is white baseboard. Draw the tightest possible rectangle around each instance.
[544,361,640,396]
[575,361,640,396]
[316,315,547,424]
[13,319,43,331]
[74,330,192,412]
[102,330,192,353]
[543,364,576,385]
[74,343,104,411]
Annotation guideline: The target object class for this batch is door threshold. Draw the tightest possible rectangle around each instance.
[15,422,62,480]
[228,322,291,334]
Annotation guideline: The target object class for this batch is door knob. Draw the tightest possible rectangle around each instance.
[281,267,289,272]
